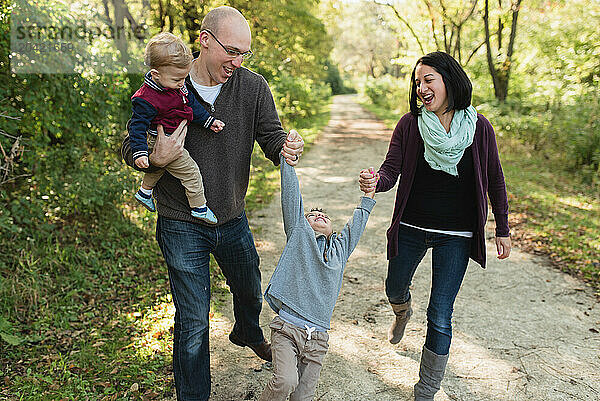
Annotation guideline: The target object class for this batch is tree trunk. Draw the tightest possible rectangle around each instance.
[157,0,166,31]
[110,0,130,66]
[495,63,509,101]
[420,0,477,66]
[483,0,523,101]
[368,52,376,78]
[181,0,205,50]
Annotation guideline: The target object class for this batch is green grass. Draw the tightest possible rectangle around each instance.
[0,105,331,400]
[1,210,175,400]
[499,140,600,286]
[361,101,600,295]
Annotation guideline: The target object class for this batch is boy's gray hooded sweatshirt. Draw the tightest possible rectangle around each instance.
[264,155,376,330]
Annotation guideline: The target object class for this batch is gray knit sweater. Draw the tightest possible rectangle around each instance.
[123,66,287,225]
[264,155,376,330]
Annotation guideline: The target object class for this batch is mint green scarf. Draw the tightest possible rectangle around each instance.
[417,105,477,176]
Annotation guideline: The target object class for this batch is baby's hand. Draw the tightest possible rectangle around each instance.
[211,119,225,133]
[135,156,150,169]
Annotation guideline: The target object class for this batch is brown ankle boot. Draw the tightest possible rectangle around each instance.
[388,299,412,344]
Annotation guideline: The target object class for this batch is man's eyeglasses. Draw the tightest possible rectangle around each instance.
[203,29,253,60]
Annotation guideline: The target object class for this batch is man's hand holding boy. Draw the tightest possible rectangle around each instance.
[148,121,188,168]
[282,130,304,166]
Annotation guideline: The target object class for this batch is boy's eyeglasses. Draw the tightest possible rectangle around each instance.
[204,29,253,60]
[306,212,330,220]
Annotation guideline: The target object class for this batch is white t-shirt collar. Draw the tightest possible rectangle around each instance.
[189,76,223,106]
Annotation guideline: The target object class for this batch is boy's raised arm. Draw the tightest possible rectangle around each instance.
[332,171,377,258]
[334,196,376,259]
[279,151,304,239]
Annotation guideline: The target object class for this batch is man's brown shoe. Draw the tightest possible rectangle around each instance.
[229,332,272,362]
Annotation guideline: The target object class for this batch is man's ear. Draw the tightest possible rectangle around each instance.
[199,31,210,48]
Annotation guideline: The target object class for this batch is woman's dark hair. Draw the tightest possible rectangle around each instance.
[409,51,472,116]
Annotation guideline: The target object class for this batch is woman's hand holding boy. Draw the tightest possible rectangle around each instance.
[359,168,379,198]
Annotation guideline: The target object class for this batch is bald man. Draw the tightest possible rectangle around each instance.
[121,6,304,400]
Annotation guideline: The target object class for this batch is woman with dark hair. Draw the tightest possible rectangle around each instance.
[359,51,511,400]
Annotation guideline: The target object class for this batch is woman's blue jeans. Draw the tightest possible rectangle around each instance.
[386,224,471,355]
[156,212,264,401]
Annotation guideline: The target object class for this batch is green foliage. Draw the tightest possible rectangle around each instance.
[568,98,600,175]
[467,1,600,179]
[271,72,331,127]
[0,71,142,288]
[498,138,600,293]
[325,0,600,178]
[476,90,600,185]
[321,0,406,79]
[363,74,408,112]
[0,0,334,320]
[324,59,355,95]
[0,2,143,330]
[237,0,333,126]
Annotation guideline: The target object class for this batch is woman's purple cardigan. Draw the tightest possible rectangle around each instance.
[376,112,510,268]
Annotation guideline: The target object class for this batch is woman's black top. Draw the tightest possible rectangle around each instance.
[402,146,477,232]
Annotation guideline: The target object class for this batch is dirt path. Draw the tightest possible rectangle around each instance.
[206,95,600,401]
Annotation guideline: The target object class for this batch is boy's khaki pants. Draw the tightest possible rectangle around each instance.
[142,134,206,208]
[259,316,329,401]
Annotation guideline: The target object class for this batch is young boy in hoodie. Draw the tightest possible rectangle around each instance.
[260,145,377,401]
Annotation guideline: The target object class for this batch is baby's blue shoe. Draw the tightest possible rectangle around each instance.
[191,206,218,224]
[135,190,155,212]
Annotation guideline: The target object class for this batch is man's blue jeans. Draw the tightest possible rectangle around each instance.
[156,212,264,401]
[386,224,471,355]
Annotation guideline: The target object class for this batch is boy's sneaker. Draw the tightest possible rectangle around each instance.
[135,190,155,212]
[191,206,218,224]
